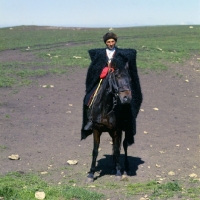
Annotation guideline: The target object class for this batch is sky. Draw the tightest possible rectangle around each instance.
[0,0,200,28]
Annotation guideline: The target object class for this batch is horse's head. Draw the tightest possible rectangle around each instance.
[109,62,132,104]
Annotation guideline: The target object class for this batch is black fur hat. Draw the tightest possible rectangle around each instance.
[103,32,118,43]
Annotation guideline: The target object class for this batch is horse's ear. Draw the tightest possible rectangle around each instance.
[110,59,117,70]
[125,62,129,70]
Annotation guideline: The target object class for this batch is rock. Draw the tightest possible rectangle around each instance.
[144,131,148,134]
[156,175,161,177]
[156,47,162,51]
[41,171,48,175]
[88,185,96,188]
[168,171,175,176]
[35,191,45,199]
[8,154,20,160]
[73,56,81,59]
[156,180,162,184]
[189,173,197,178]
[140,197,149,200]
[159,151,166,154]
[67,160,78,165]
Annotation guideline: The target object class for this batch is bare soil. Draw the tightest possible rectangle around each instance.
[0,49,199,199]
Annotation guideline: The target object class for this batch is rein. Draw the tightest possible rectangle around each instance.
[108,71,118,93]
[106,71,119,115]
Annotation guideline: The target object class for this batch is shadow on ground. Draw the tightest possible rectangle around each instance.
[93,154,144,180]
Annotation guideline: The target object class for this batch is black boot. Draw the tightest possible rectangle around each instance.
[84,120,93,130]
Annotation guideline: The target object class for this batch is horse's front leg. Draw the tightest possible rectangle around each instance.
[112,130,122,179]
[86,128,101,183]
[123,138,129,175]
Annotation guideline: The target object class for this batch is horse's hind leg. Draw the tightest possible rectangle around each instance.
[123,138,129,175]
[86,129,101,183]
[112,130,122,179]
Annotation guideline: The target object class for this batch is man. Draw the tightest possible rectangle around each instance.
[81,32,142,145]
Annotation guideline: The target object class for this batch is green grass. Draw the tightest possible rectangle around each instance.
[0,25,200,87]
[0,145,7,150]
[0,172,104,200]
[5,114,10,119]
[151,181,182,199]
[125,179,200,199]
[0,172,199,200]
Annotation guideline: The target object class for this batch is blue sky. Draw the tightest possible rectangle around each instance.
[0,0,200,28]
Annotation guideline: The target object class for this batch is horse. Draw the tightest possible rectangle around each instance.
[86,62,133,183]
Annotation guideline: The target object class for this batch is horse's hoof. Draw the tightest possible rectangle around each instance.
[115,175,122,181]
[86,173,94,183]
[123,171,129,176]
[121,174,129,181]
[85,177,94,183]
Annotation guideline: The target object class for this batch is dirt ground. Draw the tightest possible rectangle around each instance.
[0,49,199,199]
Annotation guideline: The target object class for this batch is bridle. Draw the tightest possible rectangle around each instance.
[108,68,131,94]
[106,68,131,115]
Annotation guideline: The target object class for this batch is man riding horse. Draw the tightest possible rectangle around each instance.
[81,32,142,145]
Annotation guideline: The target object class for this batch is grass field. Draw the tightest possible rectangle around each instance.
[0,25,200,87]
[0,172,199,200]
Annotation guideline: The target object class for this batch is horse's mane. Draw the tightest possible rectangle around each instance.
[94,74,110,105]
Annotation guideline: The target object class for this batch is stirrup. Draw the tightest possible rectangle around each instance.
[84,121,93,130]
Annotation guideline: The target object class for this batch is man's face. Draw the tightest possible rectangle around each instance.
[106,39,116,50]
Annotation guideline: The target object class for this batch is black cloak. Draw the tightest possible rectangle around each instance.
[81,47,142,144]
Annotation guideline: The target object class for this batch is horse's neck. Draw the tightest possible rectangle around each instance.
[96,89,113,111]
[92,83,114,119]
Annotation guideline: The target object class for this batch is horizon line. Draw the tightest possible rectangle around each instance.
[0,23,200,29]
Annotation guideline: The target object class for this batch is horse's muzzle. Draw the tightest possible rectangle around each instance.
[119,91,132,104]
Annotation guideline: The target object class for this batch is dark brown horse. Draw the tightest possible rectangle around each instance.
[86,62,132,182]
